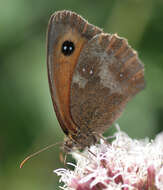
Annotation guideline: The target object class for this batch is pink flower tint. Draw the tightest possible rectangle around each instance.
[54,129,163,190]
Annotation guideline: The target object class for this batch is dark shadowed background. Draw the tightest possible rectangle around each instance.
[1,0,163,189]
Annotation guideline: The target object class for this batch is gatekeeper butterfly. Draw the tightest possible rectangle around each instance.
[47,10,145,152]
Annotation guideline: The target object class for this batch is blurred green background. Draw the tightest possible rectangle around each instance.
[1,0,163,189]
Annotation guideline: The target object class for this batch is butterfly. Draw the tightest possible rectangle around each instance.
[47,10,145,152]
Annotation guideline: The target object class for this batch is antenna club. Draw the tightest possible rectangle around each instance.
[20,156,30,168]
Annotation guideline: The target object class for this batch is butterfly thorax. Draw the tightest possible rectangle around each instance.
[62,130,98,152]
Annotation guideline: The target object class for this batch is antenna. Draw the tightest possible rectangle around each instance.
[20,141,62,168]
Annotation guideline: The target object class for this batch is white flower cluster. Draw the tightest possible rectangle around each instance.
[54,128,163,190]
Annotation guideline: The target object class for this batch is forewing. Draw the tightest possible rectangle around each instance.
[47,10,102,135]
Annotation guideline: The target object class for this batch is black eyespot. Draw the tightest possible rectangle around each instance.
[61,41,75,56]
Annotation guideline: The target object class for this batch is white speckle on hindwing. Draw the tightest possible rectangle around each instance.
[72,70,88,88]
[98,52,121,93]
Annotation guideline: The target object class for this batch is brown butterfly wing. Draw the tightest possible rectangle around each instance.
[70,33,145,134]
[47,11,102,136]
